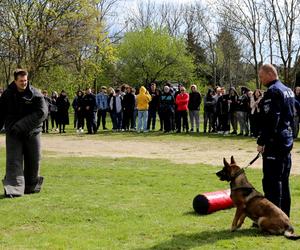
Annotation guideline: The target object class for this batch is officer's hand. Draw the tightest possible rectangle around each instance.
[257,145,264,153]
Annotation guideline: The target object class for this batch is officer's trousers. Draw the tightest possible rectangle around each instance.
[262,150,291,217]
[3,133,41,196]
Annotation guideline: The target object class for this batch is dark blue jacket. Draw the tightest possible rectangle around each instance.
[257,80,295,151]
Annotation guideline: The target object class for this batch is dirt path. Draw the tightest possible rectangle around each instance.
[1,135,299,174]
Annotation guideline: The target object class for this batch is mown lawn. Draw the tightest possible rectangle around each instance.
[0,148,300,249]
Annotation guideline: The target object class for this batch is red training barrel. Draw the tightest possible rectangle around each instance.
[193,189,234,214]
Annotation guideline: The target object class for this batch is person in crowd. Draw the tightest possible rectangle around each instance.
[176,86,189,133]
[49,91,59,131]
[72,90,83,130]
[214,86,223,132]
[109,88,123,131]
[216,87,230,135]
[83,87,97,134]
[147,83,159,131]
[131,88,138,130]
[122,86,136,131]
[249,89,263,138]
[73,90,85,133]
[203,88,216,133]
[136,86,152,133]
[228,87,239,135]
[156,88,164,131]
[159,86,175,133]
[42,90,51,133]
[293,86,300,138]
[236,86,250,136]
[107,87,115,130]
[96,86,108,131]
[188,84,201,133]
[257,64,295,218]
[0,69,47,197]
[174,83,182,131]
[56,90,70,133]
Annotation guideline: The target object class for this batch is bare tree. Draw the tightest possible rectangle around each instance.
[267,0,300,86]
[218,0,266,88]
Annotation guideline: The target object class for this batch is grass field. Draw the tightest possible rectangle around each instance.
[0,139,300,249]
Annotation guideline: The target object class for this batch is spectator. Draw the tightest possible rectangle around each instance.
[236,87,250,136]
[123,86,136,131]
[250,89,263,138]
[176,86,189,133]
[188,84,201,133]
[49,91,59,131]
[147,83,159,131]
[42,90,51,133]
[159,86,175,133]
[56,90,70,133]
[203,88,216,133]
[136,86,152,133]
[73,90,85,133]
[109,88,123,131]
[228,87,239,135]
[96,86,108,131]
[294,86,300,138]
[84,87,97,134]
[216,87,230,135]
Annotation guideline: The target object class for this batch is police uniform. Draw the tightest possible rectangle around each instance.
[0,82,48,197]
[257,79,295,217]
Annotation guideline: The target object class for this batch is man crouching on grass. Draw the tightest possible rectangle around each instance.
[0,69,48,198]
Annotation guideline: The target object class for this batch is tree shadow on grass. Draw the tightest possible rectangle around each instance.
[138,228,267,250]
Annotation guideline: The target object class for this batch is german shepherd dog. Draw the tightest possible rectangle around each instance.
[216,156,300,240]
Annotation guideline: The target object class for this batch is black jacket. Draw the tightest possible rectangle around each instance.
[0,82,48,136]
[188,91,201,110]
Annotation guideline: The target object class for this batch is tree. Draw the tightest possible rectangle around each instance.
[117,27,194,85]
[0,0,99,82]
[215,27,242,86]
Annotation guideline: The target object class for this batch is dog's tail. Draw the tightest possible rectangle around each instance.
[284,227,300,240]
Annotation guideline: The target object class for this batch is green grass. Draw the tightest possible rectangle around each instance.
[0,149,300,249]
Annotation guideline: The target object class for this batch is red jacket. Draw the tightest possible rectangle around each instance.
[176,92,189,111]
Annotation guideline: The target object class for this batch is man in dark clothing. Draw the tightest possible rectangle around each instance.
[122,87,135,131]
[188,84,201,132]
[257,64,295,217]
[147,83,159,131]
[0,69,48,198]
[83,87,97,134]
[159,86,175,133]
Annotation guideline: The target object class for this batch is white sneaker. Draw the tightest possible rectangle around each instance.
[76,129,80,133]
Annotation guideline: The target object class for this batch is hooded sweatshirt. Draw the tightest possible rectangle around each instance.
[136,86,152,110]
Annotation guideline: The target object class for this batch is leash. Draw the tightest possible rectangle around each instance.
[244,152,261,170]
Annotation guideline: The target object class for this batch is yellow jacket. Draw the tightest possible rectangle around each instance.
[136,86,152,110]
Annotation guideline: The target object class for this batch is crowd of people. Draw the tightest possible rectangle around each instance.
[32,83,300,138]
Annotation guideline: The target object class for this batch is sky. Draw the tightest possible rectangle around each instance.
[110,0,198,32]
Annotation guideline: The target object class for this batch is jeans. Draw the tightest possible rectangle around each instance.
[189,110,199,130]
[138,110,148,132]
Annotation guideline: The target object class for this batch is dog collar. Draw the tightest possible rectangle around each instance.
[231,168,245,181]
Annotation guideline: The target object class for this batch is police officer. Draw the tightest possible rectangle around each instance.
[257,64,295,217]
[0,69,48,198]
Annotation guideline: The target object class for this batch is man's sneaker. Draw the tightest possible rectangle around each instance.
[190,128,194,132]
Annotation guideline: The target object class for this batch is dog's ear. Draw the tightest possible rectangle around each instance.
[223,158,230,167]
[230,156,236,165]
